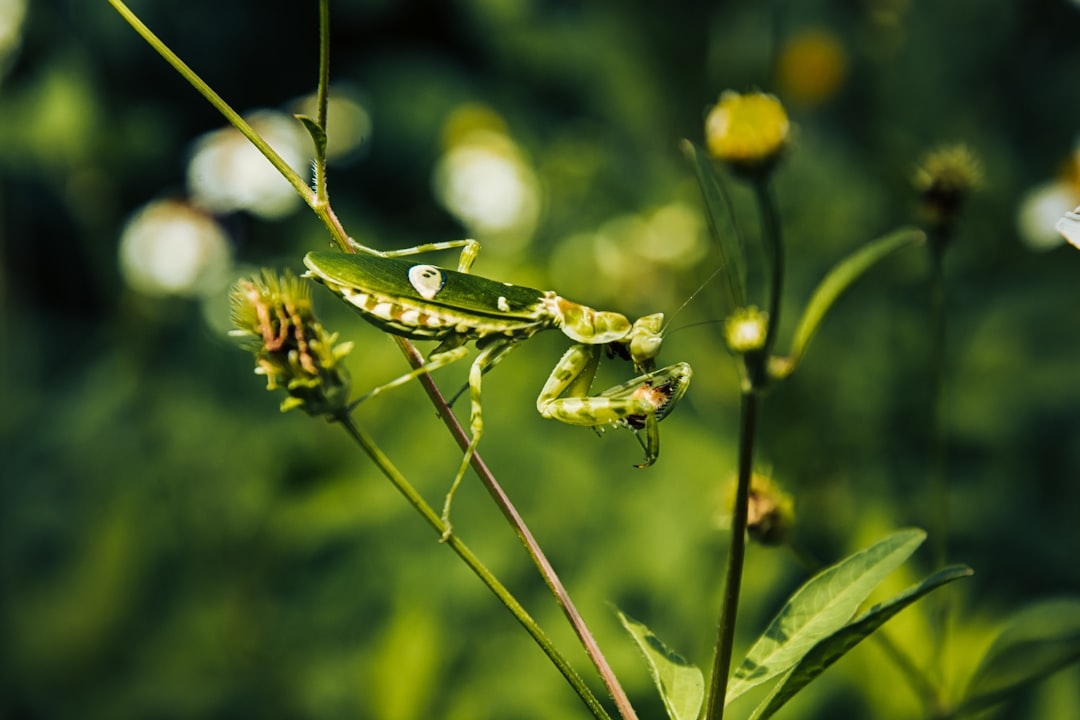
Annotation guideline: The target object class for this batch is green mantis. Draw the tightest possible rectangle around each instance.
[303,239,692,535]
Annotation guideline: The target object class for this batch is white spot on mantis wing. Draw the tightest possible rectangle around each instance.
[497,296,510,312]
[408,264,445,299]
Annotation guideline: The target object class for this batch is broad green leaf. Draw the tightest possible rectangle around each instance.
[681,139,747,312]
[617,609,704,720]
[953,597,1080,718]
[775,228,926,379]
[749,565,974,720]
[726,528,926,703]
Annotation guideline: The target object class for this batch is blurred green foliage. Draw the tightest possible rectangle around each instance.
[3,1,1080,718]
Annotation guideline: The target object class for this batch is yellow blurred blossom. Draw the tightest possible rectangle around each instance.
[705,91,790,175]
[776,28,848,107]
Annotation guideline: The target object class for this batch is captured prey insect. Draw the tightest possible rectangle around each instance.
[302,239,692,534]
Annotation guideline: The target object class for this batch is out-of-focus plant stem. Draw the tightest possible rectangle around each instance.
[334,412,612,720]
[706,388,759,720]
[706,175,782,720]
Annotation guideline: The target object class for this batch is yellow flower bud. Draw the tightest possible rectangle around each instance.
[913,144,982,238]
[705,91,790,175]
[721,472,796,547]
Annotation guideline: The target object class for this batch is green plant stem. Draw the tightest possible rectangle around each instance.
[313,0,331,204]
[333,412,612,720]
[706,389,760,720]
[106,0,356,250]
[706,173,782,719]
[928,242,948,570]
[927,238,952,705]
[390,336,640,720]
[756,179,783,362]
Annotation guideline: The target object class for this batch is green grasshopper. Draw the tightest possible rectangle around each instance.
[303,239,692,535]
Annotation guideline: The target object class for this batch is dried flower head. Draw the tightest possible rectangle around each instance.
[913,144,982,240]
[230,270,353,417]
[705,91,790,176]
[721,472,796,546]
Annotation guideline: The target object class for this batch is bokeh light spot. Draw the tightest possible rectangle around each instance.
[776,28,848,107]
[187,110,309,220]
[119,199,232,298]
[433,107,540,252]
[0,0,26,80]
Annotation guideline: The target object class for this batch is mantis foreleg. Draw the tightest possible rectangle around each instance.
[537,345,692,467]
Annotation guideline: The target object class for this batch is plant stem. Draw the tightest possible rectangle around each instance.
[391,336,640,720]
[756,178,784,369]
[928,242,948,570]
[706,389,759,720]
[333,412,612,720]
[706,173,781,719]
[313,0,331,204]
[927,237,952,701]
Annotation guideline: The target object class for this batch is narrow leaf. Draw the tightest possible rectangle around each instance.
[953,597,1080,717]
[777,228,925,379]
[750,565,974,720]
[681,139,747,311]
[617,609,704,720]
[296,114,328,161]
[726,528,926,703]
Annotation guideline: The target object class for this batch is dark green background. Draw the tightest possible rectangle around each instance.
[3,1,1079,718]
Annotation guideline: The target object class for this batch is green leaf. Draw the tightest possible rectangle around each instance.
[953,597,1080,718]
[776,227,926,379]
[617,609,704,720]
[681,140,747,312]
[726,528,926,704]
[749,565,974,720]
[296,113,328,162]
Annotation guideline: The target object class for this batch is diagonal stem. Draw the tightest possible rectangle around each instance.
[334,412,611,720]
[392,337,640,720]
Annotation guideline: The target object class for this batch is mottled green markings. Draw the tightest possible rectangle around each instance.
[302,245,692,536]
[306,251,548,328]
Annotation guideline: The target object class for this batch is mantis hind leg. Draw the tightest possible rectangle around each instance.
[361,238,481,273]
[440,338,518,541]
[349,343,470,408]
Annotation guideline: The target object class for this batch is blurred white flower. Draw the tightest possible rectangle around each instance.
[187,110,310,219]
[119,199,232,297]
[1017,180,1080,251]
[1017,138,1080,251]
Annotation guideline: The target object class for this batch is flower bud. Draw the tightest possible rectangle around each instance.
[724,306,769,354]
[705,91,790,177]
[230,270,353,417]
[913,144,982,240]
[721,472,796,547]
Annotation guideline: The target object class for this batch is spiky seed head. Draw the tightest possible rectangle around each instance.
[230,269,353,417]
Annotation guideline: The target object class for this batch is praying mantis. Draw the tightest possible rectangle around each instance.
[303,239,692,534]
